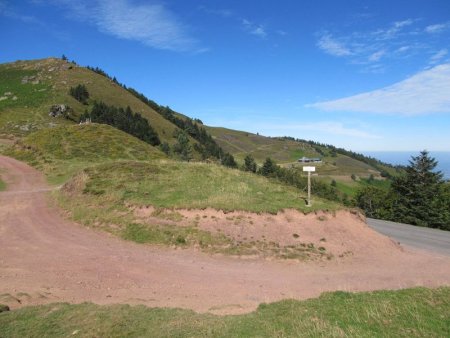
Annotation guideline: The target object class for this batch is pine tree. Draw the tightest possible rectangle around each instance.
[243,154,257,173]
[221,153,237,168]
[69,84,89,104]
[391,150,447,228]
[173,131,192,161]
[259,158,278,177]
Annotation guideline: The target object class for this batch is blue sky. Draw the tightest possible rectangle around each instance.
[1,0,450,151]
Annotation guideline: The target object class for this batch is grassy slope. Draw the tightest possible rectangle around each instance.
[0,177,5,191]
[206,126,319,164]
[207,126,393,197]
[0,58,185,145]
[3,121,336,256]
[57,160,337,257]
[1,287,448,337]
[5,123,166,184]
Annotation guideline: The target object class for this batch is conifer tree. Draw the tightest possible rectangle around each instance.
[243,154,257,173]
[173,130,192,161]
[391,150,447,228]
[259,158,278,177]
[221,153,237,168]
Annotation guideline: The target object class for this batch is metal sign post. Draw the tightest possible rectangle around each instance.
[303,166,315,207]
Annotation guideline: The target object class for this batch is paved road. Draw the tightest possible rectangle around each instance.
[367,218,450,256]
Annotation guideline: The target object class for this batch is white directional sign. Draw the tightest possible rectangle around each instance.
[302,166,316,207]
[303,166,316,172]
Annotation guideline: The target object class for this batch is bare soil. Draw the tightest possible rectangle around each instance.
[1,155,449,315]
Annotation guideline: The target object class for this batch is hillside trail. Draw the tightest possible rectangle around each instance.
[0,155,449,315]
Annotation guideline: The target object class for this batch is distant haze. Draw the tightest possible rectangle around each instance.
[363,151,450,179]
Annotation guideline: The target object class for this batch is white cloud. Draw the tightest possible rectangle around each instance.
[317,34,352,56]
[374,19,415,40]
[242,19,267,38]
[429,49,448,65]
[396,46,411,53]
[425,23,449,33]
[251,26,267,38]
[307,63,450,115]
[44,0,201,52]
[394,19,414,28]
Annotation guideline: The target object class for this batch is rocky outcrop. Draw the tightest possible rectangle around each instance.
[49,104,71,118]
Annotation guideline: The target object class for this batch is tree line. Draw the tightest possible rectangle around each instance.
[277,136,401,178]
[85,65,236,164]
[355,151,449,230]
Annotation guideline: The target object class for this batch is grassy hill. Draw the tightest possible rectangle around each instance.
[5,123,165,184]
[0,58,182,145]
[207,126,399,198]
[206,126,319,164]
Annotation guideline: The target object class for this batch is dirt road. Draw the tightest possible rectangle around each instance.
[1,155,449,314]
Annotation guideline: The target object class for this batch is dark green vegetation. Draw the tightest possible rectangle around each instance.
[80,101,160,146]
[356,151,450,230]
[87,64,234,162]
[69,84,89,104]
[1,287,449,337]
[0,177,5,191]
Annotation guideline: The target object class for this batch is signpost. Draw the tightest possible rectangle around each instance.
[303,166,315,207]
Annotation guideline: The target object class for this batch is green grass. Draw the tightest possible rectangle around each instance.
[0,177,5,191]
[56,160,337,257]
[4,123,165,184]
[0,65,51,111]
[70,160,334,213]
[1,287,448,337]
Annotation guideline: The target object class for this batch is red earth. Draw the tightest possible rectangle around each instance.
[1,155,449,315]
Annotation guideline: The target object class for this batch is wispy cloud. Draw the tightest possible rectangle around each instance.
[307,63,450,115]
[317,34,352,56]
[242,19,267,38]
[429,49,448,65]
[42,0,203,52]
[315,18,447,71]
[374,19,415,40]
[0,0,43,25]
[425,22,449,34]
